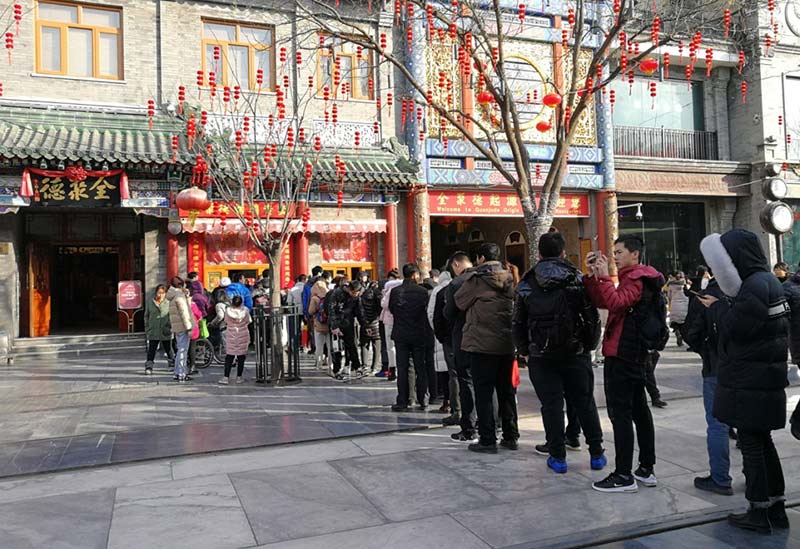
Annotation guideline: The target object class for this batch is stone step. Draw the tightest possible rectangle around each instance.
[11,333,146,361]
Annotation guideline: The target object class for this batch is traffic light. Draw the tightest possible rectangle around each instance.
[759,165,793,235]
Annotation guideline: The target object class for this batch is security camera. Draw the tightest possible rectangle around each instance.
[635,204,643,221]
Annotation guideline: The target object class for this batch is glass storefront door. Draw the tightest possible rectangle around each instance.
[618,201,706,276]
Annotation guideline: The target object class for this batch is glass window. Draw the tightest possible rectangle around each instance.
[618,201,706,276]
[202,20,274,91]
[610,79,704,131]
[317,34,373,100]
[36,1,123,79]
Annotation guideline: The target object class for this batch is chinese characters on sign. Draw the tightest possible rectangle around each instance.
[429,191,589,217]
[33,172,122,207]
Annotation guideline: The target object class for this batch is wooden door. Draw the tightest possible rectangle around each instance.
[26,244,52,337]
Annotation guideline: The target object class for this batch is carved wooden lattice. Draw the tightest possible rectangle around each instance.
[562,48,597,146]
[425,37,462,138]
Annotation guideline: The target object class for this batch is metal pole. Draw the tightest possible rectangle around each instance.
[776,233,784,264]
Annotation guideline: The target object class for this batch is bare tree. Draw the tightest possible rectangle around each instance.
[295,0,768,264]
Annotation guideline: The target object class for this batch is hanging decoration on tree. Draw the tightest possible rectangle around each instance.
[639,57,658,75]
[705,48,714,77]
[5,32,13,64]
[738,50,745,75]
[741,81,747,104]
[663,52,670,79]
[147,99,155,130]
[176,186,211,227]
[13,4,22,36]
[723,8,731,38]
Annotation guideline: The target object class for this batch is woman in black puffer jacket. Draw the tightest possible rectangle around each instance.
[783,268,800,366]
[700,229,790,534]
[357,282,382,372]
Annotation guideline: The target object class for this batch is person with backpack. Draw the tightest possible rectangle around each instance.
[308,271,332,370]
[454,243,518,453]
[303,266,324,354]
[584,234,666,493]
[681,273,734,496]
[699,230,790,534]
[329,279,364,379]
[513,232,605,473]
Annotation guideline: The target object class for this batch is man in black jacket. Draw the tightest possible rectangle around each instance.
[389,264,430,411]
[699,230,790,534]
[444,252,476,440]
[329,280,363,379]
[513,232,604,471]
[682,276,733,496]
[357,281,382,373]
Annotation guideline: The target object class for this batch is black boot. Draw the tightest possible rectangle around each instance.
[728,505,772,534]
[768,501,790,529]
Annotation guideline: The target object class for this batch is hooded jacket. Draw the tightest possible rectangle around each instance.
[783,271,800,363]
[682,278,723,377]
[308,280,330,333]
[584,263,665,364]
[701,230,789,431]
[513,258,600,358]
[357,283,382,340]
[666,280,690,325]
[454,261,514,355]
[224,305,252,356]
[189,281,212,317]
[226,282,254,311]
[389,279,430,344]
[167,286,195,334]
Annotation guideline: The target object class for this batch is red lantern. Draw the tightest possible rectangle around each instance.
[639,57,658,75]
[609,89,616,114]
[724,8,731,38]
[387,92,393,107]
[738,50,745,75]
[651,16,661,46]
[176,186,211,226]
[542,93,561,108]
[663,52,670,79]
[561,29,568,50]
[705,48,714,77]
[535,164,542,181]
[0,83,3,97]
[13,4,22,36]
[678,41,684,63]
[788,134,793,145]
[296,51,302,66]
[765,33,772,56]
[5,33,13,65]
[196,70,204,96]
[567,8,575,33]
[564,106,571,132]
[476,90,493,105]
[354,130,361,150]
[741,81,747,104]
[279,46,287,64]
[518,3,526,28]
[147,99,155,130]
[380,33,387,50]
[649,81,657,109]
[535,119,552,133]
[257,68,264,87]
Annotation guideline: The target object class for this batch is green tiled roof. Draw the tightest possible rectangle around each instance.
[0,105,417,188]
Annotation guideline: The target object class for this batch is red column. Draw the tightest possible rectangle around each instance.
[405,194,416,263]
[294,232,309,277]
[167,233,179,280]
[384,202,398,272]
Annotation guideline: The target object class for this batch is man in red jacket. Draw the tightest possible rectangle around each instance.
[584,235,664,493]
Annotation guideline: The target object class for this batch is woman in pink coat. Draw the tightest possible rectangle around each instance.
[218,295,252,385]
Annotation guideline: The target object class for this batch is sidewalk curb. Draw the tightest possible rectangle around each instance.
[503,495,800,548]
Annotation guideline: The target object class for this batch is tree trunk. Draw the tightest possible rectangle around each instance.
[412,187,432,274]
[267,250,285,383]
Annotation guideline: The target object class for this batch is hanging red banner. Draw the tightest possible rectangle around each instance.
[187,233,205,281]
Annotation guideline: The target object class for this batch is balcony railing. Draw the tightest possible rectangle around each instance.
[613,126,719,161]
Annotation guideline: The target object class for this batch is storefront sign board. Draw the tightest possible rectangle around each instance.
[429,191,589,217]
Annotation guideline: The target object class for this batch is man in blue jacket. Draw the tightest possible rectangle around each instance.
[226,273,253,311]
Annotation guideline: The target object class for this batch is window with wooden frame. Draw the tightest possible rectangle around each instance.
[317,34,374,100]
[202,20,274,92]
[35,1,122,80]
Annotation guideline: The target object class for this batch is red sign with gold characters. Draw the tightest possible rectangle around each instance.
[117,280,143,310]
[187,233,205,282]
[429,191,589,218]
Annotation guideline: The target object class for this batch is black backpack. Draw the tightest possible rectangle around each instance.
[525,283,580,356]
[633,278,669,352]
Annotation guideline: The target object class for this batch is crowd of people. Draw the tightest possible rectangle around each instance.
[141,227,800,535]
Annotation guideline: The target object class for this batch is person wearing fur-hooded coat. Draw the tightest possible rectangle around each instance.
[699,229,790,533]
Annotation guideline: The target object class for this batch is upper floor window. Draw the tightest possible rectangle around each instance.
[202,20,274,92]
[610,79,704,131]
[36,1,122,79]
[318,35,373,100]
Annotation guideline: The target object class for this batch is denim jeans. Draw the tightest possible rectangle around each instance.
[702,376,732,487]
[174,331,190,378]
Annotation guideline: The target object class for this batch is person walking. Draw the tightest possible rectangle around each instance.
[444,252,477,441]
[514,231,605,472]
[167,277,195,382]
[218,295,253,385]
[699,230,790,534]
[454,243,518,453]
[144,284,174,374]
[308,271,332,370]
[584,235,666,493]
[357,280,382,373]
[667,271,690,347]
[389,264,431,411]
[682,274,733,496]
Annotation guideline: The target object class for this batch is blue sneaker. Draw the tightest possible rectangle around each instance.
[591,454,607,471]
[547,456,568,474]
[374,370,387,377]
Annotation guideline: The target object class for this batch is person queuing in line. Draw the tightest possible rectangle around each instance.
[584,235,664,493]
[302,266,325,355]
[682,269,734,497]
[421,277,441,407]
[700,230,790,534]
[287,274,307,353]
[218,295,253,385]
[144,284,174,375]
[389,263,431,411]
[783,260,800,369]
[328,279,364,380]
[187,294,205,375]
[431,259,461,425]
[250,278,271,308]
[379,270,403,382]
[444,252,477,442]
[167,276,196,382]
[226,273,254,311]
[773,261,790,284]
[188,277,213,318]
[308,270,333,370]
[357,277,382,374]
[454,243,519,454]
[513,231,605,473]
[423,275,450,414]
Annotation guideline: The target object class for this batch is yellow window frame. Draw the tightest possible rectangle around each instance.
[317,34,374,101]
[201,19,275,92]
[35,0,123,80]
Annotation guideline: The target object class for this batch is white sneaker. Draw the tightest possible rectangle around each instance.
[633,467,658,487]
[235,377,245,384]
[218,377,229,385]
